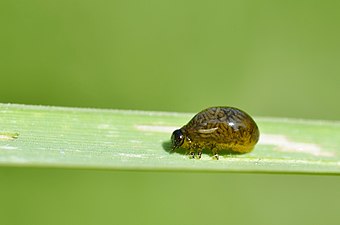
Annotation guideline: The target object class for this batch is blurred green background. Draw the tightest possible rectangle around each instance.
[1,1,340,225]
[1,0,340,119]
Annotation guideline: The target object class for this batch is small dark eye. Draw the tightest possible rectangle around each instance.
[171,129,184,149]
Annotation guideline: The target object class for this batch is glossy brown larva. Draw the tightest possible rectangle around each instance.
[171,106,259,159]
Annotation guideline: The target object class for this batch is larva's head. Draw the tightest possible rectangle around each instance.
[171,129,184,150]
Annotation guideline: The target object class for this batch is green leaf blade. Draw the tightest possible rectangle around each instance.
[1,103,340,174]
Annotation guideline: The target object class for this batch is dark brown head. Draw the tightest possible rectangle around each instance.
[171,129,184,150]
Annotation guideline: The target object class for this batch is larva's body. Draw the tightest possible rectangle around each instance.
[171,107,259,159]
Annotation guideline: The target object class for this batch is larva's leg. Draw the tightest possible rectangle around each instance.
[185,143,195,159]
[190,143,201,159]
[212,148,219,160]
[196,149,202,159]
[208,143,219,160]
[189,151,195,159]
[188,144,195,159]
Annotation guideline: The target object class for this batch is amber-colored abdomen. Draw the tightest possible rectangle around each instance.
[175,107,259,157]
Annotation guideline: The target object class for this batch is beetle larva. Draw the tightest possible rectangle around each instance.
[171,106,259,159]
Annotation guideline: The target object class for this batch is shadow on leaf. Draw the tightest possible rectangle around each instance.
[162,140,245,158]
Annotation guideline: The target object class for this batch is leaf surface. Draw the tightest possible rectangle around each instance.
[1,103,340,174]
